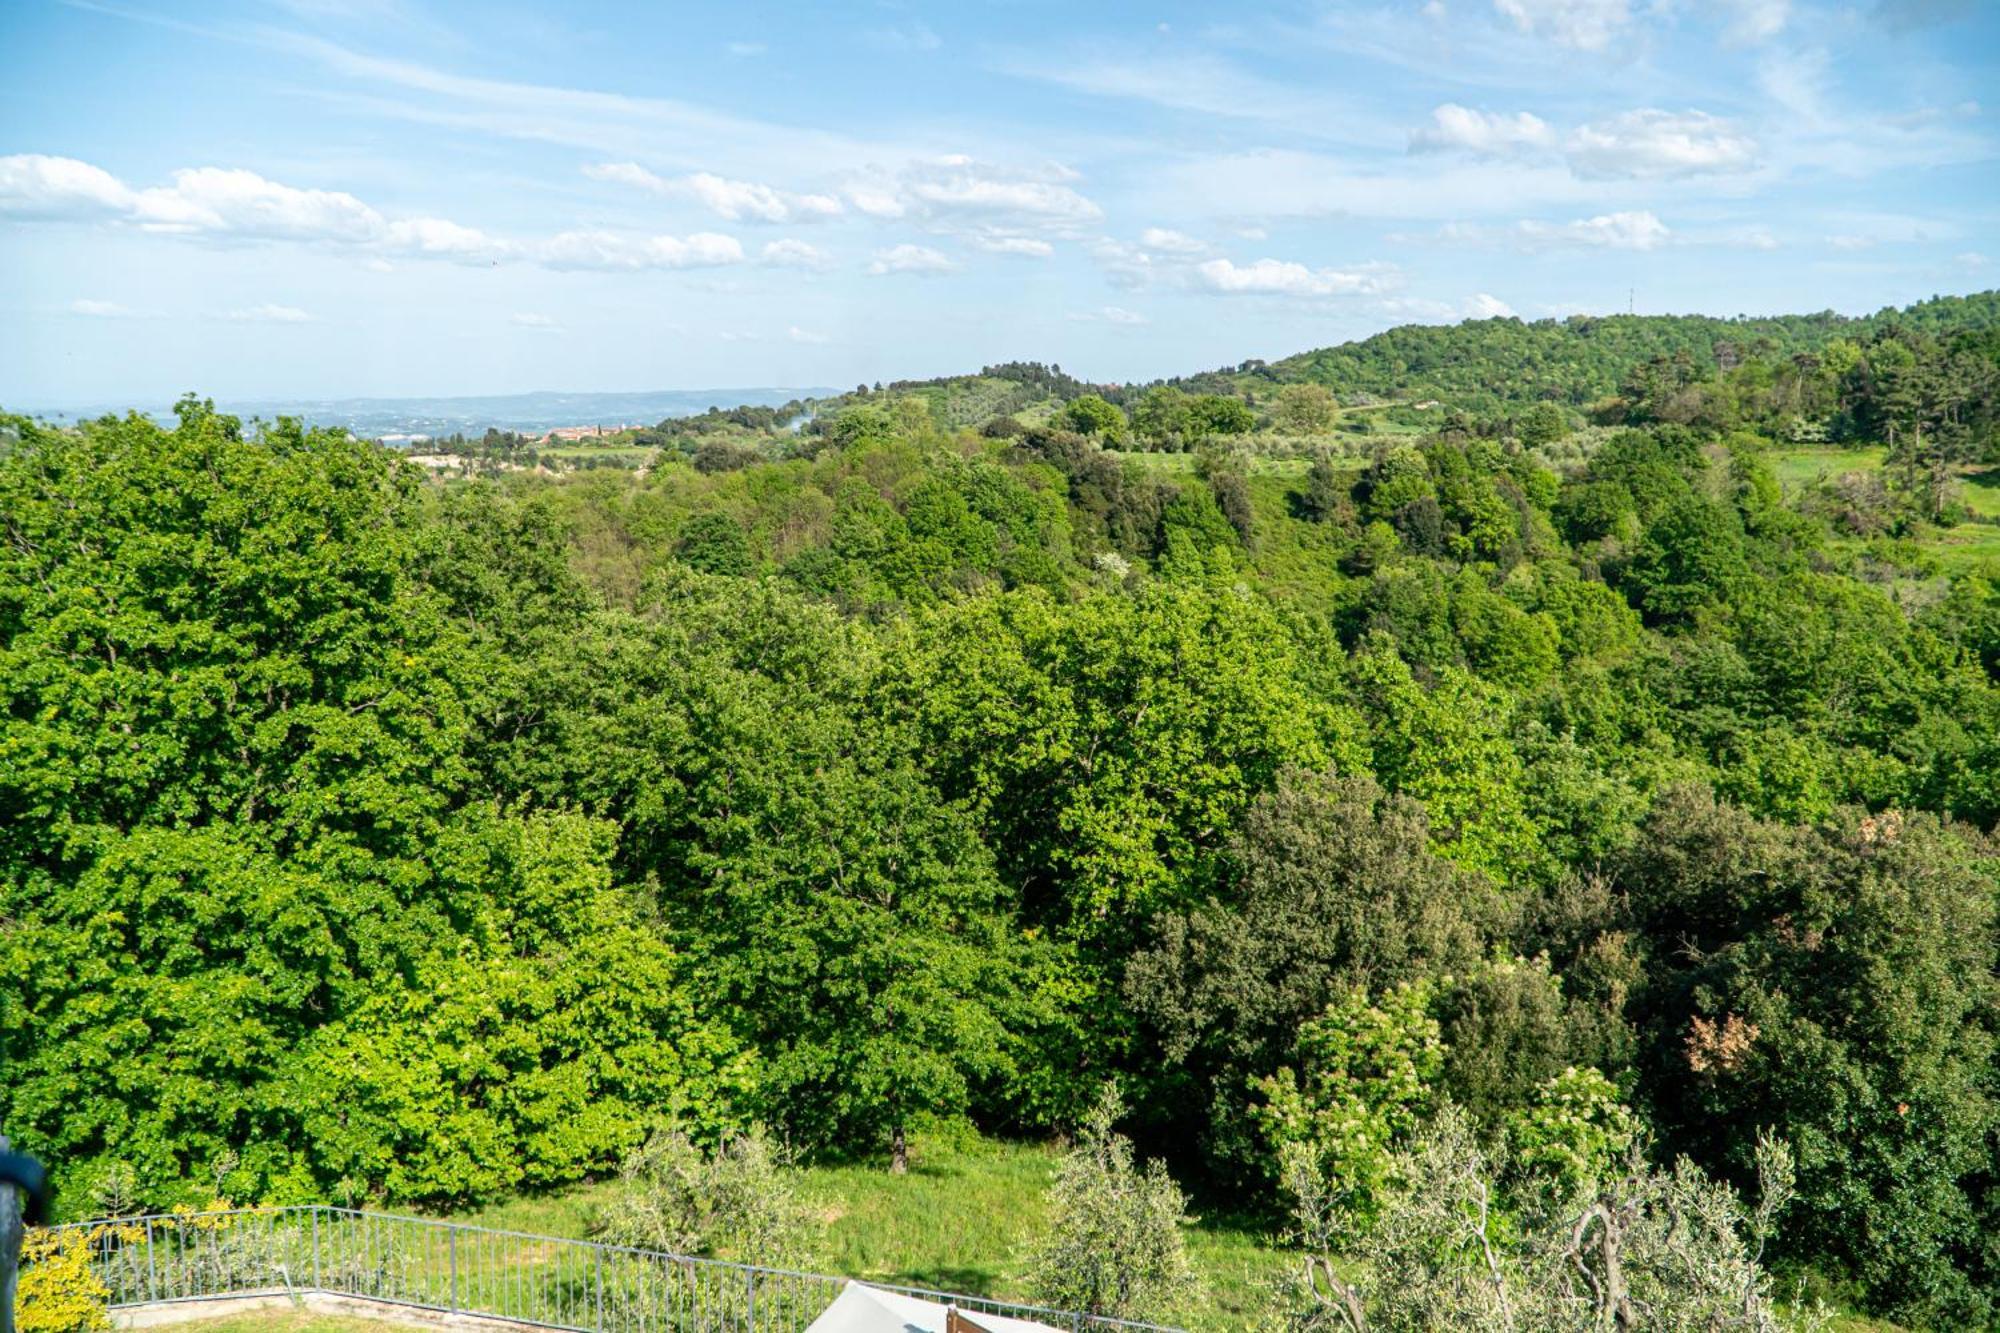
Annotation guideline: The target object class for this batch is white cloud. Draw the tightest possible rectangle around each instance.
[223,303,313,323]
[1427,210,1715,251]
[362,257,395,272]
[1089,238,1159,290]
[384,216,509,261]
[760,238,830,267]
[1409,104,1554,156]
[1519,210,1671,249]
[585,163,841,223]
[7,153,760,274]
[973,235,1055,257]
[1464,293,1517,318]
[136,166,382,240]
[538,229,744,270]
[1957,251,1990,269]
[69,298,137,318]
[867,243,958,276]
[682,172,841,223]
[831,158,1101,250]
[511,312,560,330]
[1069,305,1149,326]
[1196,257,1397,298]
[787,325,830,344]
[1492,0,1633,50]
[1566,110,1758,179]
[1139,226,1206,254]
[725,40,766,56]
[1,154,135,217]
[902,167,1100,223]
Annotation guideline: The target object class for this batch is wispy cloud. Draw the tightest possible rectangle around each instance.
[69,298,140,318]
[864,21,942,53]
[1070,305,1149,325]
[265,31,901,178]
[867,243,958,276]
[1429,210,1673,250]
[1491,0,1634,52]
[1565,110,1759,179]
[222,303,313,323]
[761,238,831,268]
[584,163,843,223]
[1409,105,1555,157]
[972,235,1055,257]
[1138,226,1206,255]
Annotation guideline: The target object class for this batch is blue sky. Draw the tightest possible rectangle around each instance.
[2,0,1995,406]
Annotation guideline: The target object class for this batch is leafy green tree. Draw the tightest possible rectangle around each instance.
[1251,984,1443,1238]
[1506,1065,1638,1197]
[1622,494,1749,623]
[1129,386,1193,448]
[1187,394,1255,437]
[1516,402,1571,449]
[1297,456,1348,523]
[1623,789,2000,1325]
[1275,383,1339,434]
[1127,770,1495,1167]
[1063,394,1130,443]
[675,512,753,575]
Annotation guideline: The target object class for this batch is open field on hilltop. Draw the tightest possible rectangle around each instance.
[1766,444,1890,491]
[1767,444,2000,574]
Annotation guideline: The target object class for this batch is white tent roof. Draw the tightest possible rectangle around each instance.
[803,1282,1071,1333]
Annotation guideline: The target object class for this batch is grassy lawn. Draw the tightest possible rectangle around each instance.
[1960,464,2000,518]
[447,1137,1288,1333]
[1766,444,1888,492]
[154,1315,389,1333]
[1765,446,2000,576]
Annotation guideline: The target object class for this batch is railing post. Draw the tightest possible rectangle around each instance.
[449,1226,459,1312]
[311,1207,321,1290]
[594,1246,604,1332]
[145,1217,158,1303]
[746,1268,756,1333]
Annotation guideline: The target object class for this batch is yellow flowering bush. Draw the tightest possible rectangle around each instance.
[17,1228,113,1333]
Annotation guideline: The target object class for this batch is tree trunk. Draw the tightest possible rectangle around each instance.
[890,1123,908,1175]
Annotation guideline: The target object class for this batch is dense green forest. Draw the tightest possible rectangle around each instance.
[5,293,2000,1329]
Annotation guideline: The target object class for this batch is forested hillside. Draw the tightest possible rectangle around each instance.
[1188,290,2000,415]
[4,295,2000,1329]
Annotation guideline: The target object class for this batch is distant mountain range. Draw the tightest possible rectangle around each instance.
[25,387,839,438]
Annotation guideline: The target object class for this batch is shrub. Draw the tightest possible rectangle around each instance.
[18,1228,115,1333]
[1284,1109,1828,1333]
[1026,1085,1200,1320]
[589,1126,813,1269]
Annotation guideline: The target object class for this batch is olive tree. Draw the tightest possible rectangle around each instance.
[1026,1086,1200,1320]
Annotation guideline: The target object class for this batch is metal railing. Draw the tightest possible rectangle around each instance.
[43,1206,1178,1333]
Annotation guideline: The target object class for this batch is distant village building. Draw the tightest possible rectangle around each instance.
[538,422,638,442]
